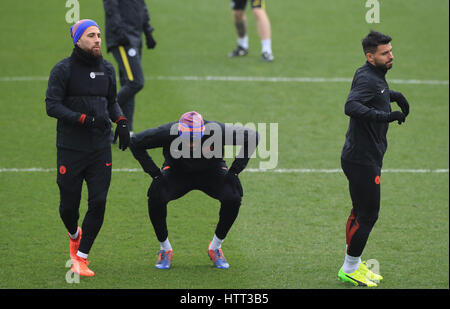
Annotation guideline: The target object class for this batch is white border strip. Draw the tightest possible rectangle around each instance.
[246,168,449,173]
[0,168,447,173]
[0,75,448,85]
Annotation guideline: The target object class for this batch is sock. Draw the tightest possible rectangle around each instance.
[76,250,88,260]
[342,254,361,273]
[261,39,272,54]
[237,36,249,49]
[209,234,223,251]
[160,238,172,251]
[68,229,79,240]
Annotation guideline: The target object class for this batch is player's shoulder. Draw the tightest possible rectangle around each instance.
[49,57,72,78]
[51,57,71,71]
[355,62,371,76]
[152,121,178,135]
[353,62,375,85]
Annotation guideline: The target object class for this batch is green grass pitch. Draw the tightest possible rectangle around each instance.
[0,0,448,289]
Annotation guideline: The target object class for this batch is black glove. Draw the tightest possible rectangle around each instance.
[83,115,109,130]
[145,32,157,49]
[113,119,130,150]
[223,171,243,197]
[116,29,130,46]
[392,92,410,117]
[387,111,406,125]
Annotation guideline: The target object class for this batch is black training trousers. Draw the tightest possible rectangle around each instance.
[57,147,112,254]
[147,166,243,242]
[341,158,381,257]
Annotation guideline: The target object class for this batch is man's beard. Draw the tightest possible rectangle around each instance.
[375,58,392,71]
[91,46,102,57]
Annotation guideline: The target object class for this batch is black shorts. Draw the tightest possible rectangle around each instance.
[231,0,265,10]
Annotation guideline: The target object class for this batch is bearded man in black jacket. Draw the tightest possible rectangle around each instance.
[46,19,130,277]
[338,30,410,287]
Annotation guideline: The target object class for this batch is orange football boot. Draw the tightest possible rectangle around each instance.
[71,255,95,277]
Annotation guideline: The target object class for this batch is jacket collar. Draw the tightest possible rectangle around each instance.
[71,45,102,66]
[365,60,387,78]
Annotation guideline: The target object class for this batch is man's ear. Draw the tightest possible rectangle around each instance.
[365,52,375,64]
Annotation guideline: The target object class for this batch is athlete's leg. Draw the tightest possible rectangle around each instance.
[197,167,242,241]
[252,7,271,41]
[78,148,112,255]
[57,148,84,236]
[342,159,381,258]
[233,9,247,41]
[147,168,192,242]
[252,1,273,59]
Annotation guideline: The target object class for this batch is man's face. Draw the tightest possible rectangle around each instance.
[76,26,102,57]
[367,43,394,70]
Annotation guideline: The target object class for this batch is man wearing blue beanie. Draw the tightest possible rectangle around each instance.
[46,18,130,277]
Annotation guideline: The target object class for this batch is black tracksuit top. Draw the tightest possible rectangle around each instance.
[45,46,123,151]
[129,121,260,176]
[341,61,401,168]
[103,0,153,51]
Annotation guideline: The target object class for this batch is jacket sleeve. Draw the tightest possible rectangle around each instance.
[389,89,402,102]
[129,123,175,177]
[103,0,124,36]
[45,60,83,124]
[221,122,260,174]
[142,0,154,35]
[345,75,389,122]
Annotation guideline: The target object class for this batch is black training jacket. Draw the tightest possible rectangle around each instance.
[130,121,260,176]
[45,46,123,151]
[341,61,401,167]
[103,0,153,51]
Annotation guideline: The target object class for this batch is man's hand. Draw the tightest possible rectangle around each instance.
[117,30,130,46]
[145,32,157,49]
[82,115,109,130]
[224,171,243,197]
[387,111,406,125]
[113,119,130,150]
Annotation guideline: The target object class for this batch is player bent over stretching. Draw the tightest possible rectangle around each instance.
[129,111,259,269]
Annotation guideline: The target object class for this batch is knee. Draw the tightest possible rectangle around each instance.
[252,8,266,19]
[121,76,144,94]
[358,213,378,228]
[221,194,242,209]
[59,201,78,220]
[233,9,246,21]
[147,189,168,211]
[88,196,107,215]
[130,78,144,92]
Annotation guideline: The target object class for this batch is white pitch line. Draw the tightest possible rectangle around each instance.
[0,168,448,173]
[0,75,448,85]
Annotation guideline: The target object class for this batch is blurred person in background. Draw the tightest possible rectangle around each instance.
[228,0,274,62]
[103,0,157,135]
